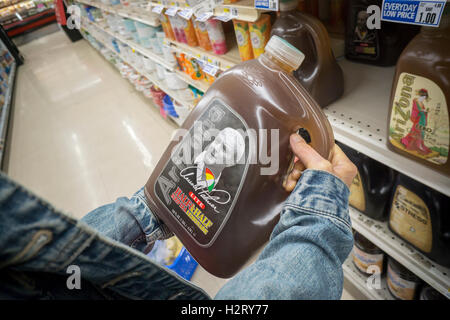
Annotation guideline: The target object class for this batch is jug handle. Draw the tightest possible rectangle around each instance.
[299,12,335,72]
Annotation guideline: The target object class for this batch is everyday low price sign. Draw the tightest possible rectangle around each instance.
[381,0,447,27]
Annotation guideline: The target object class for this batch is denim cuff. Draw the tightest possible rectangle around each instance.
[284,169,352,231]
[132,187,174,246]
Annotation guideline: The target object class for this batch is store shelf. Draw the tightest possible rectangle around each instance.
[81,19,194,112]
[174,68,209,93]
[166,34,241,71]
[349,207,450,299]
[342,254,394,300]
[213,0,264,22]
[325,59,450,197]
[81,16,176,70]
[77,0,160,27]
[0,62,16,168]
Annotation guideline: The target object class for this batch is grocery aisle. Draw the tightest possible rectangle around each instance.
[7,29,234,297]
[7,29,361,299]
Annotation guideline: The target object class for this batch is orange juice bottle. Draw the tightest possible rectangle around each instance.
[179,17,198,47]
[249,14,271,58]
[160,13,175,40]
[194,20,213,51]
[233,19,254,61]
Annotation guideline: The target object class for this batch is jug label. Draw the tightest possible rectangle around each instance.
[349,171,366,212]
[389,185,432,253]
[154,99,249,247]
[351,9,379,57]
[389,72,449,165]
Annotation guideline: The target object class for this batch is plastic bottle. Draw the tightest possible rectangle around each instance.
[144,35,335,277]
[249,14,271,58]
[387,257,421,300]
[194,20,213,51]
[233,19,254,61]
[345,0,420,66]
[387,8,450,175]
[353,232,385,275]
[388,173,450,267]
[337,142,396,221]
[179,17,198,47]
[271,0,344,107]
[160,13,176,41]
[205,19,227,55]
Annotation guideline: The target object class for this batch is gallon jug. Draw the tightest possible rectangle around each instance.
[345,0,419,66]
[387,8,450,175]
[388,173,450,267]
[337,142,396,221]
[271,0,344,108]
[144,36,334,278]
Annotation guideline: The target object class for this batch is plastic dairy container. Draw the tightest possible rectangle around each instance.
[164,69,188,90]
[155,63,166,80]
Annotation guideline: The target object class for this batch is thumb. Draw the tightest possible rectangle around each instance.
[290,134,328,169]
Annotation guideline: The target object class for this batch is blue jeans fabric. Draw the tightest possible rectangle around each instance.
[0,169,353,299]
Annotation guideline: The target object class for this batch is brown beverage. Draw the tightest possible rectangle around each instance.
[271,0,344,108]
[144,36,334,278]
[387,8,450,175]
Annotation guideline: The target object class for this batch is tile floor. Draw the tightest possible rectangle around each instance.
[8,29,360,299]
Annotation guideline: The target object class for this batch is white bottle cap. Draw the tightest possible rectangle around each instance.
[264,35,305,70]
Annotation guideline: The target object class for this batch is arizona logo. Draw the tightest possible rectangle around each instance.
[205,167,215,192]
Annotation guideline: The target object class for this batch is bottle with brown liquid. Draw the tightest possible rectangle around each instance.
[144,36,334,278]
[337,141,396,221]
[345,0,419,66]
[388,173,450,267]
[271,0,344,108]
[387,7,450,175]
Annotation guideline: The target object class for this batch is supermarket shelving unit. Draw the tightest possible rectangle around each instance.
[0,61,16,168]
[77,0,450,300]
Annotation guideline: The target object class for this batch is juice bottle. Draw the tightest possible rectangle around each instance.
[233,19,254,61]
[388,173,450,267]
[337,142,396,221]
[205,19,227,55]
[387,8,450,175]
[179,17,198,47]
[345,0,419,66]
[194,20,213,51]
[144,35,335,277]
[249,14,271,58]
[271,0,344,107]
[160,13,175,41]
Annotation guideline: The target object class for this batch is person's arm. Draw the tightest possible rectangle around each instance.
[81,187,173,253]
[215,134,357,300]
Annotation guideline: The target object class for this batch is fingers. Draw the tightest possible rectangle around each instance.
[330,144,358,188]
[283,160,305,192]
[290,134,332,172]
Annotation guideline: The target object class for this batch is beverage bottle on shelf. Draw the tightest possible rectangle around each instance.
[205,19,227,55]
[144,35,334,277]
[248,14,272,58]
[194,20,213,51]
[337,142,396,221]
[345,0,419,66]
[160,13,176,41]
[388,173,450,267]
[387,8,450,175]
[180,17,198,47]
[271,0,344,107]
[386,257,421,300]
[352,231,385,275]
[232,19,254,61]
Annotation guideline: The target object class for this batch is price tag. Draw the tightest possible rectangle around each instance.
[152,5,164,14]
[255,0,279,11]
[201,62,219,76]
[195,11,214,21]
[165,6,179,16]
[381,0,446,27]
[178,8,194,20]
[214,15,232,22]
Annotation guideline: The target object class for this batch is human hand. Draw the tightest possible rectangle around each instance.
[283,133,357,192]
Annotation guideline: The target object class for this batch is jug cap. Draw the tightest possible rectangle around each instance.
[265,35,305,70]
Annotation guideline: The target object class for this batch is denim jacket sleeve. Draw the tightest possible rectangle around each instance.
[215,169,354,300]
[81,187,173,253]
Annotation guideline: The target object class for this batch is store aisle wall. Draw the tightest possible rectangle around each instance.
[7,30,360,300]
